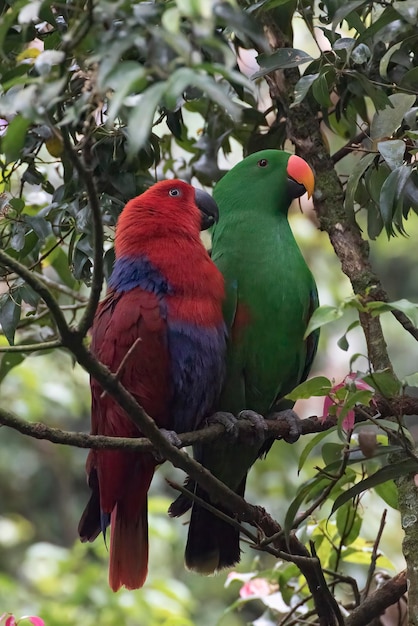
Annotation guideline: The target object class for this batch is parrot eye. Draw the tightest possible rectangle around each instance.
[169,188,181,197]
[257,159,268,168]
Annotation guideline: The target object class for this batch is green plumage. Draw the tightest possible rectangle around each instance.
[182,150,319,573]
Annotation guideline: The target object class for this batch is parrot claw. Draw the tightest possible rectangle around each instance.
[237,410,267,444]
[207,411,239,438]
[167,477,195,518]
[153,428,183,462]
[268,409,302,443]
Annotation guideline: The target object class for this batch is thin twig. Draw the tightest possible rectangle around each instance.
[362,509,387,600]
[0,340,62,354]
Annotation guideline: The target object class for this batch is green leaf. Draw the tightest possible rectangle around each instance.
[336,502,362,546]
[348,71,391,111]
[403,372,418,388]
[379,165,411,233]
[345,153,376,214]
[0,351,26,383]
[332,459,418,513]
[105,62,147,123]
[400,67,418,92]
[312,72,332,108]
[304,304,343,337]
[337,320,360,352]
[362,369,402,397]
[0,291,22,345]
[285,476,329,537]
[374,480,398,510]
[331,0,367,31]
[377,140,405,171]
[2,114,30,164]
[322,442,344,466]
[371,93,416,140]
[253,49,314,78]
[357,6,399,44]
[298,427,337,472]
[127,83,166,157]
[393,0,418,24]
[291,73,319,108]
[286,376,332,401]
[366,299,418,327]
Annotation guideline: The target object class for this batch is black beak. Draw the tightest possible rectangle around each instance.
[195,188,219,231]
[287,177,308,199]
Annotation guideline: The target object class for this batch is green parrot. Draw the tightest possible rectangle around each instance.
[170,149,318,574]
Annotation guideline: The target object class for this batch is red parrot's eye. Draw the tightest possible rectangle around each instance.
[169,188,181,197]
[257,159,268,168]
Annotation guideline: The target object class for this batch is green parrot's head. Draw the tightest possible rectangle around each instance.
[213,149,314,219]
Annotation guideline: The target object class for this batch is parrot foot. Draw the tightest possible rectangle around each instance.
[153,428,183,462]
[267,409,302,443]
[207,411,239,438]
[237,410,267,445]
[167,476,195,518]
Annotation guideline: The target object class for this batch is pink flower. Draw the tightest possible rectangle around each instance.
[1,616,44,626]
[239,577,273,599]
[322,373,374,431]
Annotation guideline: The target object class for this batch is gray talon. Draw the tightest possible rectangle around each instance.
[160,428,182,447]
[208,411,239,437]
[153,428,182,462]
[268,409,302,443]
[238,409,267,444]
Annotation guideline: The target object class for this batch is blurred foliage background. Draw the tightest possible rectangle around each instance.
[1,0,418,623]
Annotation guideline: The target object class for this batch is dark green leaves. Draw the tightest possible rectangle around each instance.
[0,291,22,345]
[253,49,314,78]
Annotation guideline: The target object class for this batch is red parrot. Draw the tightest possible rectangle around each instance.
[78,180,226,591]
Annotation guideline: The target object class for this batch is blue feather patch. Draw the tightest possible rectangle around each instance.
[168,321,227,433]
[109,256,171,294]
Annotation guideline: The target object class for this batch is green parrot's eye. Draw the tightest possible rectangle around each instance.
[257,159,268,168]
[169,188,181,197]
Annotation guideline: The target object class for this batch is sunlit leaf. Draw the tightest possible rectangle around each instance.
[286,376,332,401]
[377,140,405,171]
[2,115,30,163]
[371,93,416,140]
[304,304,343,337]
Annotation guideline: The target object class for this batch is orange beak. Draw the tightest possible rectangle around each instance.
[286,154,315,199]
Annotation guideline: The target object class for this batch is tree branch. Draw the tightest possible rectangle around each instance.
[2,392,417,452]
[345,570,407,626]
[0,405,332,451]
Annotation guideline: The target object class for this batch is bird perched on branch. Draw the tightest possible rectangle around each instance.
[78,180,226,591]
[171,150,319,574]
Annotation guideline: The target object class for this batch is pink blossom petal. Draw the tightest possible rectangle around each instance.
[342,409,355,431]
[27,618,45,626]
[321,395,332,422]
[5,617,16,626]
[240,578,272,599]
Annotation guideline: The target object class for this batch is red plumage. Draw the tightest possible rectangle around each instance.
[78,180,225,591]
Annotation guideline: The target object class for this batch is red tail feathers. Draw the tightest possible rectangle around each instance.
[108,462,154,592]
